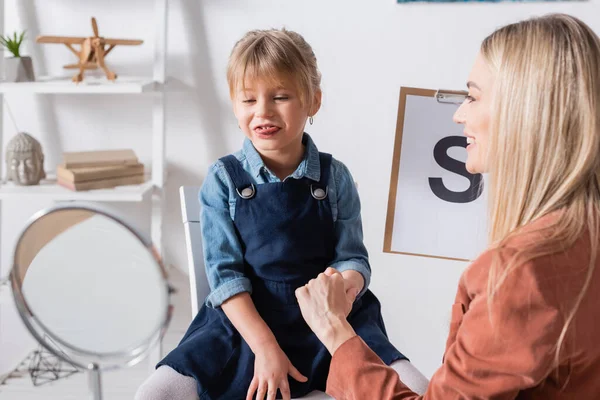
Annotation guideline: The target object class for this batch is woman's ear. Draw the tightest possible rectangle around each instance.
[310,89,322,117]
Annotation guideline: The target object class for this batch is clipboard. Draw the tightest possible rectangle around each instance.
[383,87,486,262]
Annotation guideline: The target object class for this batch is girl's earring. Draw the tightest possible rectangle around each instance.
[309,116,314,125]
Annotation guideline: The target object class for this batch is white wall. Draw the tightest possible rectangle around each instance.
[1,0,599,378]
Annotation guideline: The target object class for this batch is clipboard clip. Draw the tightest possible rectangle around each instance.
[435,89,468,105]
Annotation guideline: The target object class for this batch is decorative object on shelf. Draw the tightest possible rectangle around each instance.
[58,149,144,191]
[5,132,46,185]
[62,148,138,168]
[0,30,35,82]
[36,17,143,83]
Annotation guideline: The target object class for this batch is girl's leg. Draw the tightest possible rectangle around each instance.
[390,360,429,395]
[134,365,199,400]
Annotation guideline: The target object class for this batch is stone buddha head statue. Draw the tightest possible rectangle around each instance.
[6,132,46,185]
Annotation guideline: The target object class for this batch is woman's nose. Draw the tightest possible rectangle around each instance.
[453,102,466,124]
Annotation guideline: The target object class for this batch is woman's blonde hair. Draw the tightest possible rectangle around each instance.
[482,13,600,369]
[226,28,321,111]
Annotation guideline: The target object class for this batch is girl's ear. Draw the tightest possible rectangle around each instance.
[310,89,322,117]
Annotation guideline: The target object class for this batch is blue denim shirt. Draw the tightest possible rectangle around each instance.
[200,134,371,308]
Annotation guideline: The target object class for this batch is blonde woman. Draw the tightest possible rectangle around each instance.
[296,13,600,399]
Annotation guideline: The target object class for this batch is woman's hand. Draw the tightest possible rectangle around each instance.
[246,341,307,400]
[295,268,358,354]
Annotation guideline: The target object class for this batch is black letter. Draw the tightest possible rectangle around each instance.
[428,136,483,203]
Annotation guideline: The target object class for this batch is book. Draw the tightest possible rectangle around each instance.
[57,174,145,191]
[62,149,138,169]
[56,163,145,183]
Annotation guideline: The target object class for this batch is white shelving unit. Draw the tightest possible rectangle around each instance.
[0,175,154,202]
[0,0,169,372]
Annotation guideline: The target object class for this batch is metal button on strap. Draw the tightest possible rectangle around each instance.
[236,184,255,199]
[311,185,327,200]
[314,188,326,198]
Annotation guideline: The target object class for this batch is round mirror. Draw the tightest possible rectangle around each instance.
[9,203,172,399]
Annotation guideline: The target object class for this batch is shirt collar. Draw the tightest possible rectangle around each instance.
[242,133,321,181]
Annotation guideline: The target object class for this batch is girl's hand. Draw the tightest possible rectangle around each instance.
[246,341,307,400]
[325,268,363,310]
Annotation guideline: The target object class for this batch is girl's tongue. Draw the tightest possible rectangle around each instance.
[255,125,279,135]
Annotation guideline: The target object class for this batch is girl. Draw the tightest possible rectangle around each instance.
[296,13,600,399]
[136,28,427,400]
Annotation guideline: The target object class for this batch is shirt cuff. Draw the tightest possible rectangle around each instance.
[205,277,252,308]
[326,336,367,397]
[329,260,371,298]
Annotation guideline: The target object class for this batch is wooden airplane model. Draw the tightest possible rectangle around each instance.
[36,17,143,83]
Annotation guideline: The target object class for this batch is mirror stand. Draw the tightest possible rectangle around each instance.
[88,363,103,400]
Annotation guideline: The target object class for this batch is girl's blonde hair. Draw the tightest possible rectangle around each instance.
[227,28,321,110]
[481,13,600,369]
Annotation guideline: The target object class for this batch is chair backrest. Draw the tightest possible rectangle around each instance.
[179,186,210,317]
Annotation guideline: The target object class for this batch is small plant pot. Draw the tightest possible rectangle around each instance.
[4,56,35,82]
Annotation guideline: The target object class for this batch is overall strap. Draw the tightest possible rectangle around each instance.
[219,155,255,199]
[317,152,333,187]
[310,152,332,201]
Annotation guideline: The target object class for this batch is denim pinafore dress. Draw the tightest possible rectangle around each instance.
[158,152,406,399]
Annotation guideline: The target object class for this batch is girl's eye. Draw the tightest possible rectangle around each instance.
[242,99,255,104]
[274,96,289,101]
[465,95,476,103]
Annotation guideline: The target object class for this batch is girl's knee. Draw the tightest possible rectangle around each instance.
[134,366,198,400]
[391,359,429,395]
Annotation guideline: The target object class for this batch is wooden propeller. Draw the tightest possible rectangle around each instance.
[92,17,99,38]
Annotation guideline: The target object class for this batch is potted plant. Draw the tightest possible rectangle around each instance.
[0,30,35,82]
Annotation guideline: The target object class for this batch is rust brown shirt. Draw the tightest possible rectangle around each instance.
[327,214,600,399]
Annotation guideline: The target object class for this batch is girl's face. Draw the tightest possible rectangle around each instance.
[453,52,494,174]
[233,75,320,158]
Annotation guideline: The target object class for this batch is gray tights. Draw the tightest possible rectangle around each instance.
[135,360,429,400]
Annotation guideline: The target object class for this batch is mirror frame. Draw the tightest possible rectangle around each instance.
[9,202,172,371]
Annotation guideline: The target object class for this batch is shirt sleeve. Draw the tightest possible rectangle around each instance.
[328,159,371,297]
[200,162,252,308]
[327,251,564,399]
[327,336,417,399]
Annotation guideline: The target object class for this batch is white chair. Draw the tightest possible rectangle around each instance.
[179,186,429,398]
[180,186,210,318]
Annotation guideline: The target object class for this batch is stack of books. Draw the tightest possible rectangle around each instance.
[57,149,145,191]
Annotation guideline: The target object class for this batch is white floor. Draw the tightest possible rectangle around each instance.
[0,266,192,400]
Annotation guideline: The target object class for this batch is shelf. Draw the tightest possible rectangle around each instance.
[0,76,159,94]
[0,176,154,202]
